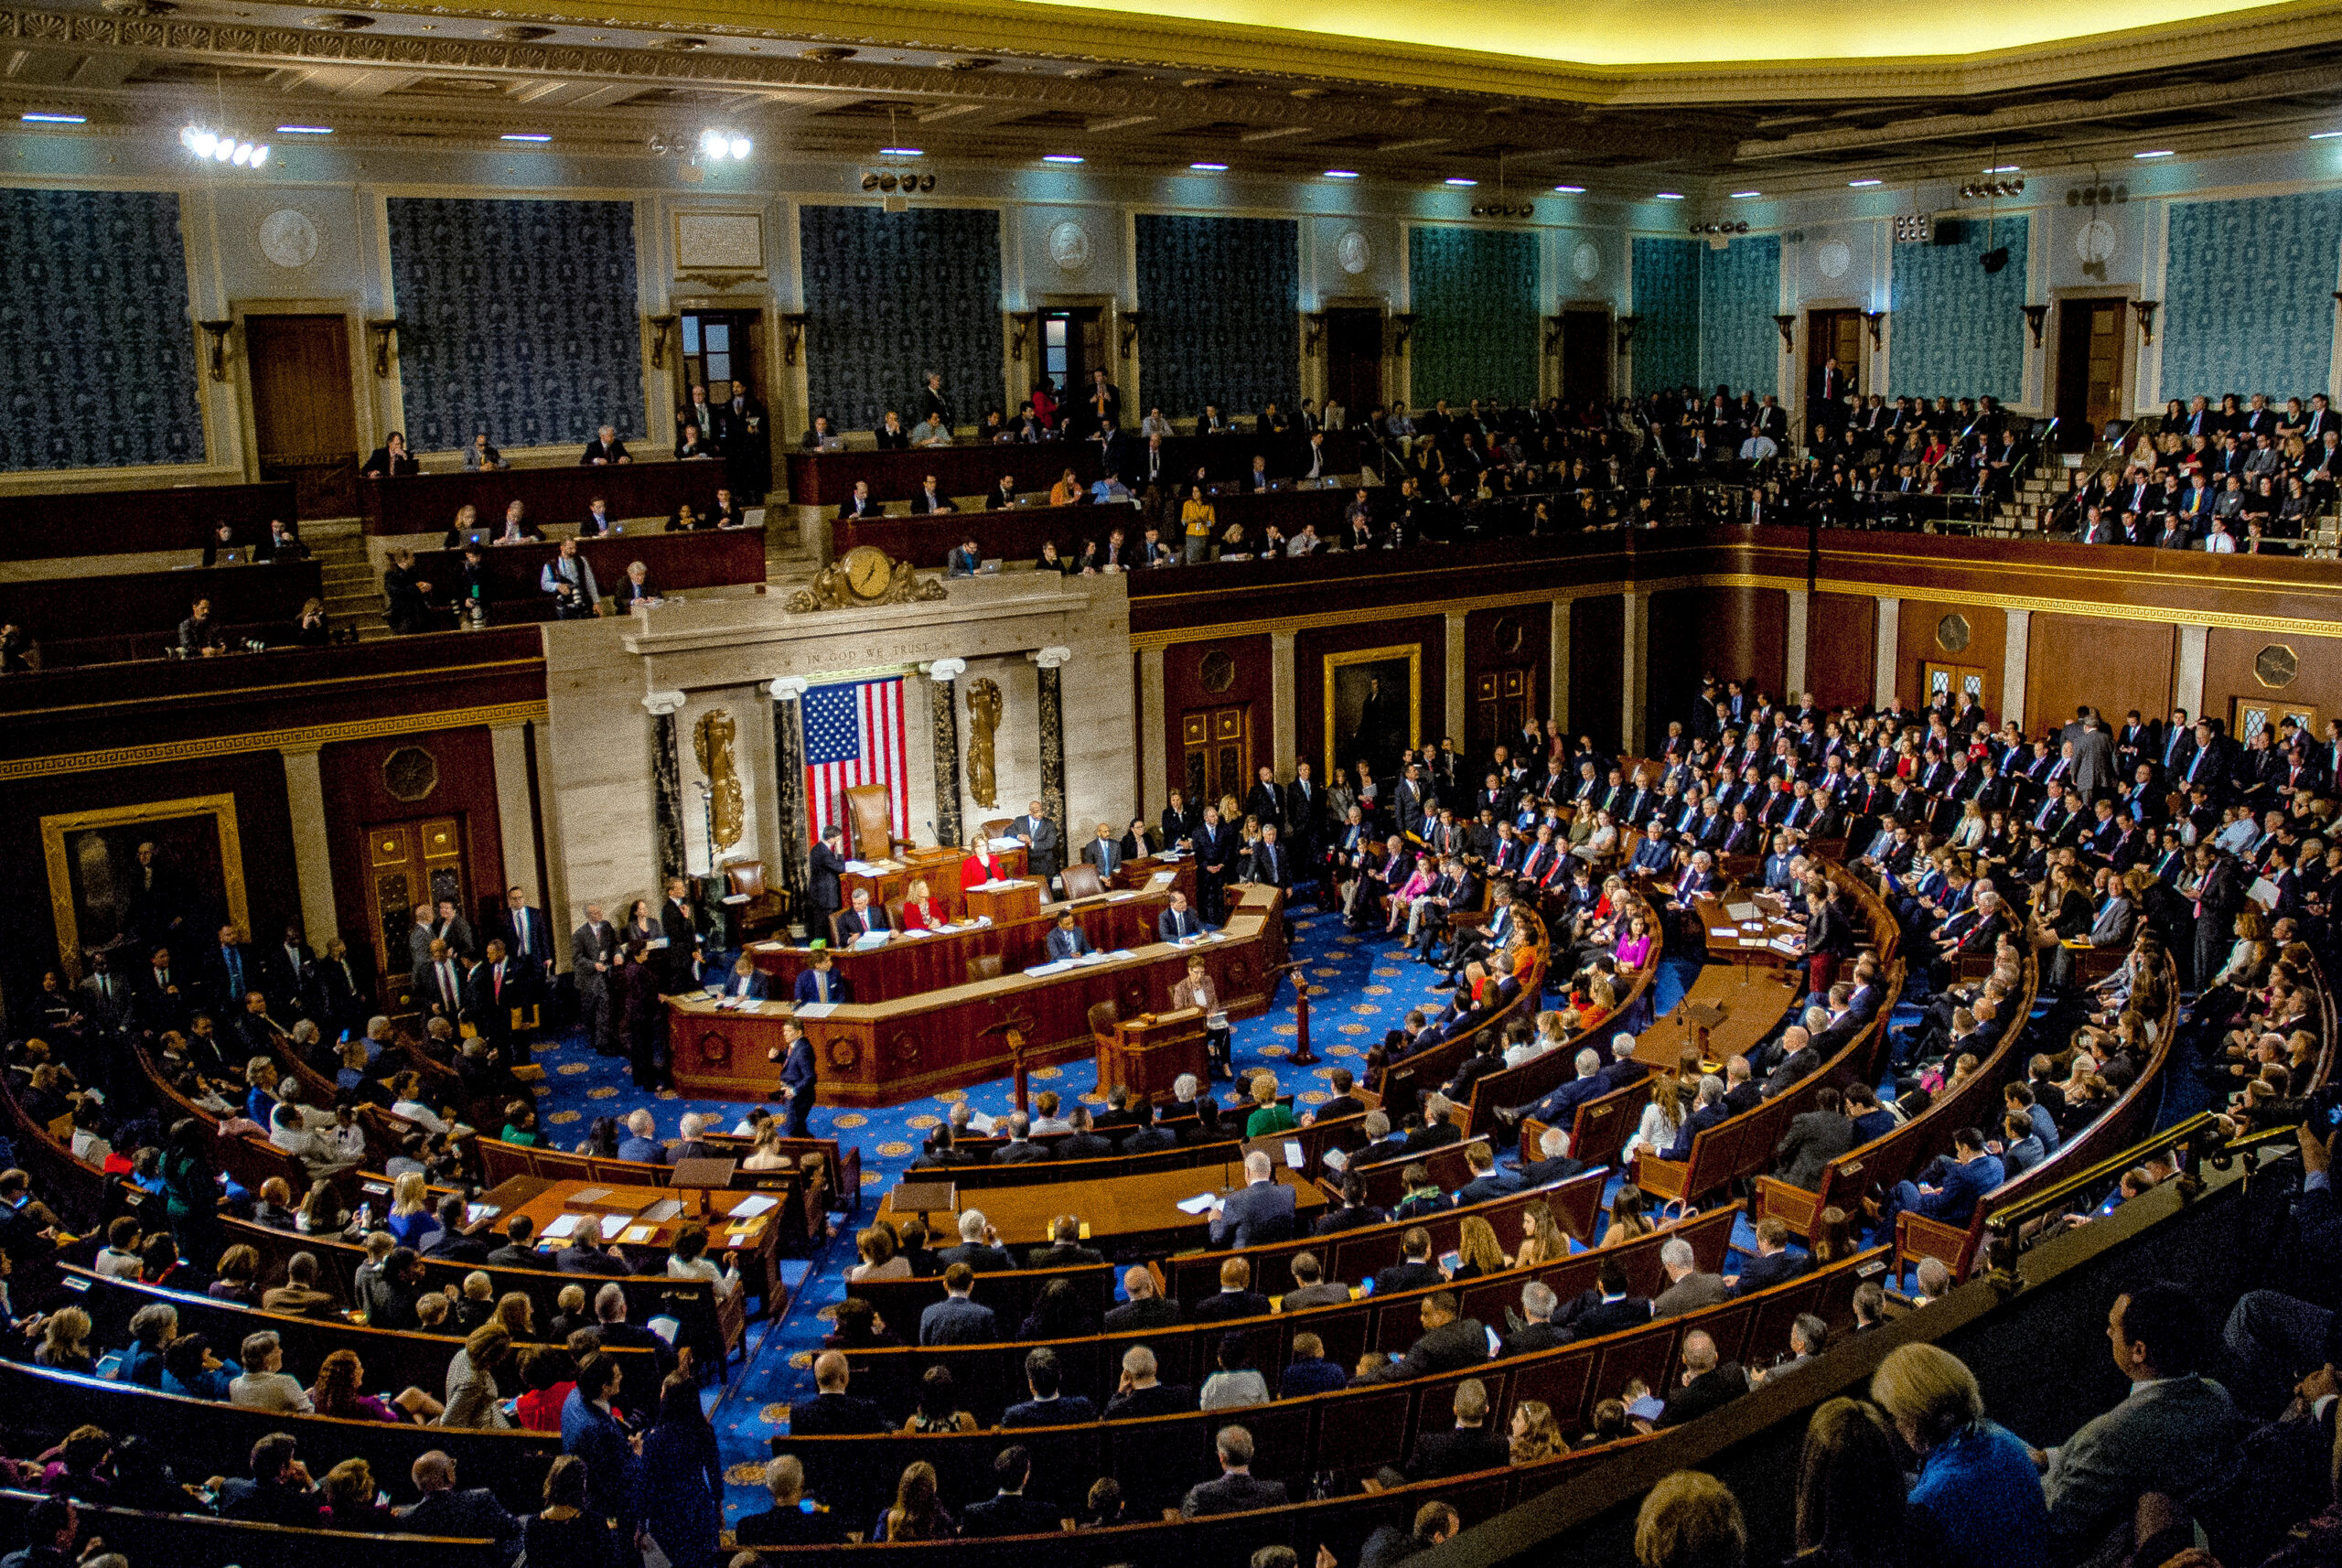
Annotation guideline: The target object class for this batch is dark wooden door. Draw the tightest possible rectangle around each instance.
[365,815,467,1008]
[1180,705,1252,816]
[2055,298,2127,448]
[245,314,357,519]
[1040,308,1104,414]
[1472,668,1531,760]
[1325,308,1383,421]
[680,310,760,408]
[1803,310,1864,439]
[1560,310,1611,410]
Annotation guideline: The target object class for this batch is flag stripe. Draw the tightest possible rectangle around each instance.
[804,677,908,849]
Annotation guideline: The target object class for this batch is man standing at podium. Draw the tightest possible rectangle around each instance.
[1012,800,1062,891]
[769,1017,817,1136]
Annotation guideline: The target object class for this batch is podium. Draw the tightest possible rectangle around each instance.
[1094,1007,1209,1103]
[963,878,1042,925]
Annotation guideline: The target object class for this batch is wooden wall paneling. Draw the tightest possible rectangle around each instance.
[1892,598,2006,715]
[1295,616,1447,781]
[2202,627,2342,742]
[1804,592,1877,712]
[1569,596,1626,755]
[1463,603,1552,766]
[1641,586,1788,750]
[1159,634,1275,810]
[2024,614,2175,738]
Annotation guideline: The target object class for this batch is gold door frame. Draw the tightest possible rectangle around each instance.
[1323,642,1423,781]
[41,793,250,983]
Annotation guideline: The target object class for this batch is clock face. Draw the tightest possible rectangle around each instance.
[2076,219,2118,264]
[843,545,892,599]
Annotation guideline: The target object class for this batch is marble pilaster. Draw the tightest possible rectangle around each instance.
[277,745,338,950]
[923,659,968,849]
[1550,598,1572,735]
[1874,598,1902,710]
[1139,644,1168,823]
[1620,590,1649,757]
[1444,611,1467,747]
[2174,624,2208,724]
[1033,646,1071,838]
[489,721,540,903]
[1783,589,1810,702]
[2003,609,2033,730]
[767,677,811,904]
[643,691,686,885]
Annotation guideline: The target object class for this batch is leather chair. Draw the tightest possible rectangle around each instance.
[719,859,788,942]
[1059,863,1105,901]
[1087,1000,1120,1038]
[966,955,1004,983]
[845,784,904,862]
[980,817,1015,843]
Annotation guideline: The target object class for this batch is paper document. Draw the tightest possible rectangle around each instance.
[598,1215,630,1240]
[1176,1193,1219,1215]
[1724,902,1759,921]
[1149,871,1177,886]
[728,1194,780,1219]
[852,931,889,950]
[1108,890,1138,902]
[842,859,876,873]
[965,1111,998,1135]
[1284,1140,1305,1170]
[621,1226,656,1244]
[1025,961,1072,977]
[794,1002,838,1019]
[540,1215,586,1240]
[1708,927,1738,939]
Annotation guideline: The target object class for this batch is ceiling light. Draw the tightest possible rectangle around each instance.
[501,133,552,143]
[276,124,333,134]
[21,113,87,124]
[1985,164,2020,172]
[1654,191,1685,200]
[2313,132,2342,140]
[699,129,752,160]
[1188,161,1228,171]
[1324,168,1359,178]
[1445,177,1477,186]
[2134,149,2174,159]
[1041,154,1083,163]
[1849,177,1883,187]
[250,144,270,167]
[1729,189,1761,199]
[1552,184,1585,194]
[880,146,923,156]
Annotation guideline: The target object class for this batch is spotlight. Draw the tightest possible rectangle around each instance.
[878,171,898,191]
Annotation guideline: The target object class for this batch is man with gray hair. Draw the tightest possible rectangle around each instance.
[735,1453,836,1546]
[1209,1149,1296,1248]
[1494,1047,1609,1134]
[1602,1031,1647,1090]
[935,1209,1014,1273]
[1105,1345,1195,1421]
[1662,1074,1733,1161]
[1515,1123,1585,1186]
[1913,1256,1953,1303]
[1104,1265,1178,1332]
[1652,1236,1729,1318]
[1656,1328,1749,1428]
[994,1111,1053,1165]
[1502,1282,1567,1357]
[1183,1425,1289,1516]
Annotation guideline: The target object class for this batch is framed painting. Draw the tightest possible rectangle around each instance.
[40,794,249,982]
[1325,643,1422,782]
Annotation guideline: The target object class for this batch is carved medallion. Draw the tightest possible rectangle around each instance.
[1935,613,1971,653]
[382,745,438,801]
[257,207,319,270]
[1570,240,1601,284]
[785,545,947,611]
[1199,648,1236,693]
[2255,643,2299,690]
[1336,230,1371,275]
[1817,240,1853,280]
[1047,220,1091,273]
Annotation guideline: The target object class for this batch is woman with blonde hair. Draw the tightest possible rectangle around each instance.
[742,1126,791,1172]
[1510,1199,1567,1269]
[849,1225,910,1283]
[384,1169,438,1250]
[1867,1343,2047,1568]
[34,1306,94,1374]
[899,878,949,930]
[1634,1470,1746,1568]
[492,1291,534,1341]
[1509,1400,1570,1465]
[1448,1215,1506,1283]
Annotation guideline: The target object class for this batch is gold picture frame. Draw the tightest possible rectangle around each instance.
[1324,642,1423,781]
[41,793,249,983]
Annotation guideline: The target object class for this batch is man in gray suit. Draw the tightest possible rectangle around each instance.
[1651,1237,1729,1318]
[571,903,619,1056]
[1209,1150,1297,1248]
[1772,1086,1857,1190]
[2037,1283,2239,1561]
[2068,709,2118,800]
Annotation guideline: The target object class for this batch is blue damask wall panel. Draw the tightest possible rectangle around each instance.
[2163,192,2342,402]
[1631,237,1701,395]
[1887,216,2029,402]
[800,205,1004,433]
[1408,226,1539,407]
[0,188,204,473]
[1135,214,1299,418]
[1698,234,1781,398]
[387,197,645,452]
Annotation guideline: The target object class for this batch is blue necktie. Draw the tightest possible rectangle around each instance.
[227,949,242,996]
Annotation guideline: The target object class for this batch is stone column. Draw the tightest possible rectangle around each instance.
[1621,590,1649,757]
[489,721,540,901]
[1550,598,1572,736]
[277,745,339,949]
[643,691,687,886]
[1270,632,1297,776]
[922,659,968,848]
[1032,646,1072,837]
[1138,644,1169,822]
[2002,608,2033,730]
[2174,624,2208,721]
[1873,598,1902,710]
[1783,588,1810,701]
[767,678,811,901]
[1444,612,1468,750]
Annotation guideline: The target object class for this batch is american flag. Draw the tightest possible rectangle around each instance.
[803,677,908,846]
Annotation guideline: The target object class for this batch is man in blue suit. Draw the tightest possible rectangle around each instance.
[769,1017,818,1136]
[1157,890,1206,942]
[1046,911,1092,961]
[919,1263,999,1345]
[1208,1151,1297,1247]
[1628,823,1677,876]
[1877,1126,2004,1231]
[714,956,768,1003]
[1661,1075,1732,1162]
[1494,1047,1608,1135]
[500,885,554,986]
[792,949,850,1005]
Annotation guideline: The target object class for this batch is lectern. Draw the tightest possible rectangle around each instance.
[1094,1005,1209,1102]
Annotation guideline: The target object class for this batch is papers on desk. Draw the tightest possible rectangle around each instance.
[728,1194,780,1219]
[1284,1139,1305,1170]
[842,859,878,874]
[1724,902,1760,921]
[463,1203,500,1226]
[541,1214,586,1240]
[641,1199,683,1224]
[1322,1147,1350,1173]
[965,1111,998,1135]
[1767,936,1803,956]
[852,931,890,950]
[1108,890,1139,902]
[621,1226,657,1245]
[715,996,763,1013]
[987,836,1024,852]
[966,878,1016,892]
[1108,949,1135,962]
[598,1215,630,1240]
[749,941,788,953]
[1149,870,1178,888]
[1176,1193,1220,1216]
[794,1002,839,1019]
[1708,927,1739,939]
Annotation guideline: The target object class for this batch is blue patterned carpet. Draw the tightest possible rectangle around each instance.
[521,908,1704,1520]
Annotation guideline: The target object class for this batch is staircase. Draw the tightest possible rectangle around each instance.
[305,519,389,640]
[757,495,822,589]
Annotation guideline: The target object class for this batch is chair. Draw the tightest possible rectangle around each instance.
[967,955,1004,983]
[1060,863,1105,901]
[845,783,904,861]
[718,859,788,942]
[980,817,1014,843]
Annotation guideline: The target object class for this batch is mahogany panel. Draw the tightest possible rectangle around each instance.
[1805,591,1877,711]
[1463,601,1552,757]
[1643,585,1787,748]
[1569,595,1626,753]
[2025,614,2175,736]
[1158,633,1274,807]
[0,480,296,563]
[2203,625,2342,736]
[1892,597,2006,716]
[318,726,510,971]
[0,562,323,669]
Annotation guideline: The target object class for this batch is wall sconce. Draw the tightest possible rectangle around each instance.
[2023,304,2049,349]
[779,312,809,367]
[645,313,679,371]
[364,317,401,379]
[1303,312,1327,353]
[197,319,234,382]
[2133,299,2159,344]
[1007,311,1037,362]
[1771,314,1797,352]
[1391,313,1418,353]
[1117,310,1144,360]
[1542,316,1565,357]
[1614,315,1639,354]
[1861,309,1887,347]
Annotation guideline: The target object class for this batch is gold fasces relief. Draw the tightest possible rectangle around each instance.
[693,707,745,851]
[967,677,1003,810]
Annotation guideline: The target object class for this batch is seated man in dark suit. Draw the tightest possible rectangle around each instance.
[396,1452,520,1548]
[1497,1047,1612,1136]
[1001,1348,1099,1427]
[962,1445,1067,1536]
[834,888,892,942]
[1500,1282,1571,1359]
[1875,1126,2004,1232]
[1025,1215,1104,1270]
[1654,1330,1749,1428]
[919,1263,999,1345]
[615,1109,665,1165]
[1187,1256,1272,1323]
[1104,1346,1195,1420]
[1044,911,1092,961]
[734,1455,842,1548]
[484,1215,541,1269]
[1406,1378,1510,1479]
[1563,1259,1654,1337]
[933,1210,1016,1273]
[1355,1291,1491,1384]
[908,475,955,514]
[1662,1075,1733,1162]
[837,479,880,520]
[1103,1267,1179,1333]
[1514,1124,1587,1186]
[1309,1065,1365,1126]
[1371,1228,1445,1295]
[1771,1086,1855,1190]
[1450,1140,1520,1207]
[1208,1150,1297,1247]
[1182,1424,1290,1518]
[910,1122,975,1171]
[991,1112,1054,1165]
[790,1352,891,1434]
[1729,1218,1813,1295]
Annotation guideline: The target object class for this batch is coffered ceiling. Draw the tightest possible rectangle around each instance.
[7,0,2342,194]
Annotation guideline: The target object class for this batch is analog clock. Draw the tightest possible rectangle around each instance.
[842,544,894,601]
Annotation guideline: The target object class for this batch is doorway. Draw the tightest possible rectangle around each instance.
[1039,307,1105,415]
[1804,309,1866,437]
[1922,661,1987,712]
[679,309,760,408]
[1472,668,1532,761]
[1180,705,1252,813]
[364,815,467,1008]
[2055,298,2128,449]
[1559,310,1611,411]
[245,314,359,519]
[1324,308,1383,422]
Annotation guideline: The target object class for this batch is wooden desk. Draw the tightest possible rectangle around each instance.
[668,884,1287,1106]
[788,430,1372,508]
[1097,1008,1209,1102]
[749,886,1168,1003]
[410,526,766,616]
[1112,853,1196,905]
[875,1160,1326,1251]
[0,560,325,669]
[962,879,1042,925]
[360,460,727,537]
[474,1174,781,1321]
[1630,961,1802,1069]
[0,479,296,563]
[1692,892,1807,965]
[836,486,1353,567]
[837,844,1026,912]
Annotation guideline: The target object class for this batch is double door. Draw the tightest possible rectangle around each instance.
[365,816,468,1007]
[1180,705,1252,814]
[1804,310,1866,436]
[2054,298,2128,449]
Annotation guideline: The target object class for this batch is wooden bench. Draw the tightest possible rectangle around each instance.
[0,1487,506,1568]
[0,561,323,668]
[848,1262,1121,1338]
[1370,912,1553,1117]
[0,479,295,563]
